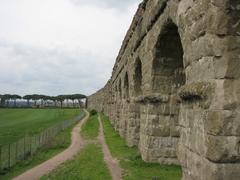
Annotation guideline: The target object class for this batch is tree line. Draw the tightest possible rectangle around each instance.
[0,94,87,108]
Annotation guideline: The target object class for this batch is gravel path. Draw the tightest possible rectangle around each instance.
[13,109,89,180]
[98,115,122,180]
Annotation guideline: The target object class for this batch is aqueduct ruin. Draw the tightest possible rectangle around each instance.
[88,0,240,179]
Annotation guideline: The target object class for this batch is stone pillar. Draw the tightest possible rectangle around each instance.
[126,102,141,147]
[138,94,180,165]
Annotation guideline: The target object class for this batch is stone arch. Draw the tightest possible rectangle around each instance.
[123,72,130,99]
[139,20,186,165]
[134,58,143,96]
[152,20,185,94]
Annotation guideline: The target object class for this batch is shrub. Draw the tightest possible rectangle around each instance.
[90,109,97,116]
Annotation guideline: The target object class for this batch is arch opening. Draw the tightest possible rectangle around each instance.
[134,58,143,96]
[124,72,130,99]
[145,21,186,164]
[118,79,122,99]
[152,22,186,94]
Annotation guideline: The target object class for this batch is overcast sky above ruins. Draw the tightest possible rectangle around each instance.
[0,0,141,96]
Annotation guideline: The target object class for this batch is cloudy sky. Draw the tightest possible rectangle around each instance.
[0,0,141,96]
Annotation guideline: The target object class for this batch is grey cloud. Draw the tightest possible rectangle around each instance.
[71,0,141,9]
[0,0,139,96]
[0,42,112,96]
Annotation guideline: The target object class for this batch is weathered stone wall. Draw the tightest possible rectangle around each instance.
[88,0,240,179]
[87,88,104,112]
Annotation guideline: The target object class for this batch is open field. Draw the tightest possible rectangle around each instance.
[0,124,75,180]
[0,108,82,145]
[101,114,182,180]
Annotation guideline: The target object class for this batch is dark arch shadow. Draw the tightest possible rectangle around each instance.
[134,58,143,96]
[152,20,186,94]
[123,72,130,99]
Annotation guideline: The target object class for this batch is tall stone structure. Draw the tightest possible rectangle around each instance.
[87,0,240,179]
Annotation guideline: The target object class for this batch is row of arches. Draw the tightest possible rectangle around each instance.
[115,58,142,100]
[89,3,240,178]
[111,21,187,151]
[115,21,185,100]
[104,19,187,166]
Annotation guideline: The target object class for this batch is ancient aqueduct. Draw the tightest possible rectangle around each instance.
[88,0,240,179]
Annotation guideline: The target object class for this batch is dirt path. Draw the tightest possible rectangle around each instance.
[98,115,122,180]
[13,109,89,180]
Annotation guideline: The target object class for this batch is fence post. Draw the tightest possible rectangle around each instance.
[33,136,36,153]
[29,137,32,156]
[45,131,47,143]
[23,136,26,160]
[43,131,46,145]
[0,146,2,171]
[39,134,41,147]
[15,142,18,162]
[8,144,11,168]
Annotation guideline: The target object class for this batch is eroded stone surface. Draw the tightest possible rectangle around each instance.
[87,0,240,179]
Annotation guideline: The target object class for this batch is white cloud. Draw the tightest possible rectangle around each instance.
[0,0,141,96]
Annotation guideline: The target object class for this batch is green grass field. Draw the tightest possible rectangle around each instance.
[41,144,111,180]
[81,114,99,139]
[0,108,82,145]
[101,114,182,180]
[0,124,75,180]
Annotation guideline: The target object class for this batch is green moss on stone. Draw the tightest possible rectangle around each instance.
[178,82,213,101]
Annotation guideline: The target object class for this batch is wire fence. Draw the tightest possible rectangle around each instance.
[0,112,85,173]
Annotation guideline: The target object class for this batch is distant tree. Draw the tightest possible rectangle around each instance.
[38,95,49,107]
[63,95,69,107]
[49,96,58,107]
[56,95,65,108]
[0,94,4,107]
[73,94,87,108]
[69,95,76,107]
[38,95,43,107]
[43,95,52,107]
[65,94,76,107]
[31,94,41,107]
[23,95,32,107]
[3,94,11,107]
[11,94,22,107]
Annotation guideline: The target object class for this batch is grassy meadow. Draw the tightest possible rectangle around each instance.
[0,108,82,145]
[0,124,76,179]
